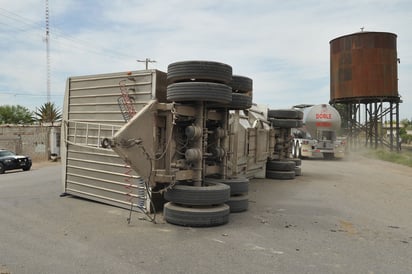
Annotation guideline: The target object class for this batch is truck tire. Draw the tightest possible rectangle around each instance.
[164,202,230,227]
[268,109,303,119]
[226,194,249,213]
[295,166,302,176]
[164,181,230,206]
[167,61,232,85]
[266,160,296,171]
[228,93,253,110]
[167,82,232,104]
[270,118,302,128]
[229,75,253,93]
[266,170,296,180]
[290,158,302,166]
[205,177,249,195]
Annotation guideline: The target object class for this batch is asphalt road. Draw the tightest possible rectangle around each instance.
[0,155,411,274]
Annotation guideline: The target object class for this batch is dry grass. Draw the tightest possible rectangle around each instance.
[362,147,412,168]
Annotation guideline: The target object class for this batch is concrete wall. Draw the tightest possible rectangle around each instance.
[0,125,60,161]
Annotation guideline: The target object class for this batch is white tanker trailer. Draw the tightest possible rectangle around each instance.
[291,104,346,159]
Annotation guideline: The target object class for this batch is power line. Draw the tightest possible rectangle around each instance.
[0,20,38,33]
[0,7,42,30]
[0,7,137,61]
[0,91,63,97]
[52,35,134,61]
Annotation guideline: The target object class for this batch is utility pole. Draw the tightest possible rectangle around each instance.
[44,0,51,103]
[137,58,156,70]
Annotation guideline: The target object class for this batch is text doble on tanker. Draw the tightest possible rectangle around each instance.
[315,113,332,128]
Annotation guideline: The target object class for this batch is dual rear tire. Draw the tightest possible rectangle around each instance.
[167,61,253,110]
[163,178,249,226]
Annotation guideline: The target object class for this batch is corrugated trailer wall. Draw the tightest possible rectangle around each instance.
[61,69,166,210]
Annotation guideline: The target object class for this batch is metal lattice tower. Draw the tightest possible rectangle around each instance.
[45,0,51,103]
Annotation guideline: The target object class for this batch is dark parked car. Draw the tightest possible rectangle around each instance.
[0,149,32,174]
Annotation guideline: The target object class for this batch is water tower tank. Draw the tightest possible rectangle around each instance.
[330,31,398,101]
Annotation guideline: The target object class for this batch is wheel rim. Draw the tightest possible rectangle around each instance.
[291,142,296,158]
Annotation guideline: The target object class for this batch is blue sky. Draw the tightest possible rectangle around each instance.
[1,0,411,119]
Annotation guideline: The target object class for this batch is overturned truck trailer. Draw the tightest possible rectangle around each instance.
[61,70,167,211]
[61,61,301,226]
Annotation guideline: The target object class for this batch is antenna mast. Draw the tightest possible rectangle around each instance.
[45,0,51,103]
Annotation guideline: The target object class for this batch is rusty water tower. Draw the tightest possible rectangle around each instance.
[329,31,401,151]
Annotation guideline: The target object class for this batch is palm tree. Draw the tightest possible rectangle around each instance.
[34,102,62,126]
